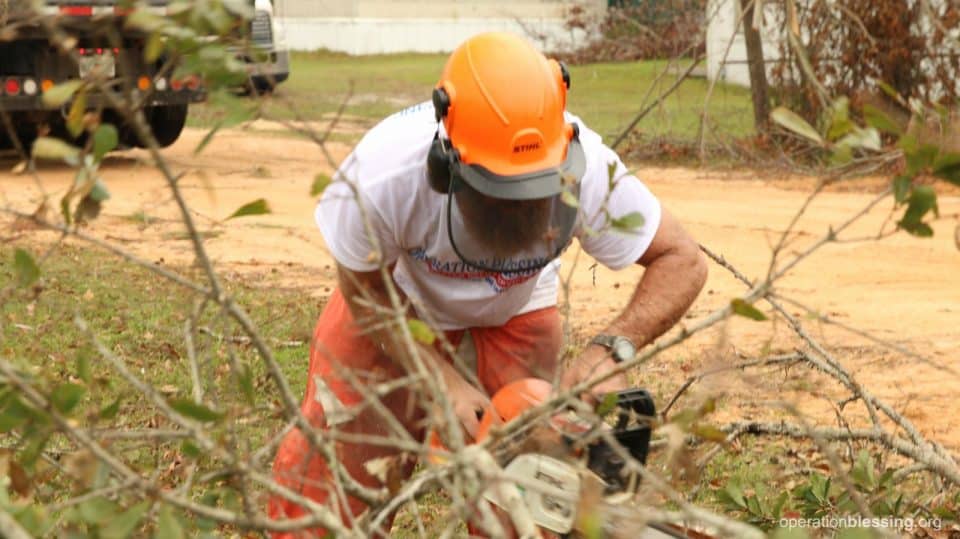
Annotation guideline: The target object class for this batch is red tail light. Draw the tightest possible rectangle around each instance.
[186,75,200,91]
[60,5,93,16]
[5,78,21,96]
[170,78,183,91]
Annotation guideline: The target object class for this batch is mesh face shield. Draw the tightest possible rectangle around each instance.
[444,138,586,274]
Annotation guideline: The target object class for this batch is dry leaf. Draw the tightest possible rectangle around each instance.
[82,289,94,301]
[8,460,31,497]
[363,455,406,495]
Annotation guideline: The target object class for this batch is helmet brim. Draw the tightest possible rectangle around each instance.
[452,138,586,201]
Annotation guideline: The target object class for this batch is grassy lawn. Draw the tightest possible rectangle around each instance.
[1,243,319,535]
[189,51,754,146]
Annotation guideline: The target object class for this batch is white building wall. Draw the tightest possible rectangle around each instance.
[705,0,782,87]
[275,0,603,55]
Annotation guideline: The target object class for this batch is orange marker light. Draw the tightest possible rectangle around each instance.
[41,79,54,93]
[137,76,150,91]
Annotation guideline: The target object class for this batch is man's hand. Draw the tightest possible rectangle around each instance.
[443,370,491,441]
[561,344,629,404]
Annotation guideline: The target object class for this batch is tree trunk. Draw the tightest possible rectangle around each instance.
[739,0,771,134]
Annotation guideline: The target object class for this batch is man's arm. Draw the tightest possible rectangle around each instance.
[337,265,491,440]
[562,207,708,395]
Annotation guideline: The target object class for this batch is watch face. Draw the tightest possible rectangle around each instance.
[613,339,635,362]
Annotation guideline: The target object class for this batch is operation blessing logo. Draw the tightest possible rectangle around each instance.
[407,248,545,293]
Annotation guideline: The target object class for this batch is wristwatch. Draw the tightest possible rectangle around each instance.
[590,335,636,363]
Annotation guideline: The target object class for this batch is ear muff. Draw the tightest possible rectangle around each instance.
[559,61,571,90]
[432,87,451,122]
[428,86,457,194]
[426,134,453,194]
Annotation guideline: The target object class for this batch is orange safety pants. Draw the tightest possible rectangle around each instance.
[268,288,562,538]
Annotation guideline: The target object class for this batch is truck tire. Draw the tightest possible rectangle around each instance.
[145,104,188,148]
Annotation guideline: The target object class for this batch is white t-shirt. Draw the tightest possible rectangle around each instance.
[315,102,662,329]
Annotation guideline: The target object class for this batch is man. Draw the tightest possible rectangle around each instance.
[270,32,707,537]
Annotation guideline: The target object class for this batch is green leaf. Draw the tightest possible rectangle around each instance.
[226,198,270,220]
[900,221,933,237]
[610,211,645,232]
[75,194,104,223]
[835,527,877,539]
[826,97,852,141]
[76,349,92,385]
[41,80,83,108]
[692,423,728,442]
[99,397,122,420]
[407,319,435,346]
[50,383,85,414]
[876,80,902,102]
[89,180,111,203]
[79,496,119,525]
[595,392,618,416]
[771,107,824,145]
[898,185,938,236]
[933,151,960,186]
[829,142,853,166]
[32,137,81,163]
[720,480,747,509]
[169,399,224,422]
[862,104,902,135]
[181,440,202,459]
[100,501,150,539]
[905,143,939,176]
[836,127,881,152]
[144,31,165,63]
[66,90,87,138]
[13,248,40,287]
[155,506,184,539]
[0,397,30,433]
[772,491,789,520]
[93,124,119,161]
[125,9,167,32]
[851,449,876,490]
[193,122,222,155]
[310,173,331,197]
[560,188,579,208]
[19,434,49,468]
[606,160,618,188]
[235,363,255,406]
[730,298,768,321]
[892,175,911,203]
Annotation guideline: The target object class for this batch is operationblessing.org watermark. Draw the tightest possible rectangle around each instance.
[779,515,943,532]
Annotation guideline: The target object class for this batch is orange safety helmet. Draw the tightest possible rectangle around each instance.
[433,32,575,176]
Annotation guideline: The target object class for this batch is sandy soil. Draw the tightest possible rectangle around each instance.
[2,126,958,452]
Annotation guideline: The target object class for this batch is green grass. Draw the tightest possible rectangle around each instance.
[1,243,319,535]
[188,51,754,146]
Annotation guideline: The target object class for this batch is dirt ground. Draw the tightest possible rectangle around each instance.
[2,125,959,452]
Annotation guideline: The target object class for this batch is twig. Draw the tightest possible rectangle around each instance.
[611,52,706,151]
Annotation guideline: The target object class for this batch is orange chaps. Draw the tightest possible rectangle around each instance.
[268,289,562,538]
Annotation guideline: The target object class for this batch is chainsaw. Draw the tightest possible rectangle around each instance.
[467,378,696,539]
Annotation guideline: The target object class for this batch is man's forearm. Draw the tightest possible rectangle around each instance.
[605,246,707,347]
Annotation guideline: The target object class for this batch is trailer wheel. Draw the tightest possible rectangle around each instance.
[145,104,188,148]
